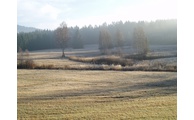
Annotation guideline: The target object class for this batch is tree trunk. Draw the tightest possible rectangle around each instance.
[62,48,65,58]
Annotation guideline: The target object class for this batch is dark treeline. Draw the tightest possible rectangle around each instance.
[17,19,177,51]
[17,30,56,51]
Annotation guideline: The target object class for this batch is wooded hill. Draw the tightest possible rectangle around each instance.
[17,25,39,33]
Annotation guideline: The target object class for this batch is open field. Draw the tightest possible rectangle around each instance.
[18,70,176,119]
[18,45,177,119]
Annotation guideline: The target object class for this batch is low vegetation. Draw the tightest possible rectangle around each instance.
[18,50,177,72]
[17,48,55,69]
[68,55,134,66]
[67,55,176,72]
[125,53,177,60]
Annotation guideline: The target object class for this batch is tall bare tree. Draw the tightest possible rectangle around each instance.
[55,22,69,57]
[133,26,149,56]
[99,28,112,54]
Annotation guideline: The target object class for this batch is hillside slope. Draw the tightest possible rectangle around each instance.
[17,25,39,33]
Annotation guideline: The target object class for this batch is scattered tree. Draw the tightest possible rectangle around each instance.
[99,28,113,54]
[55,22,69,57]
[17,20,176,51]
[133,26,149,56]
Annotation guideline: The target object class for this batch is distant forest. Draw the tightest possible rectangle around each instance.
[17,25,39,33]
[17,19,177,51]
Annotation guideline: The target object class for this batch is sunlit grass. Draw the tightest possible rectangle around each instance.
[18,70,177,119]
[18,95,176,120]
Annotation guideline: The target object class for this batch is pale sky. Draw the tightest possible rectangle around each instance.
[17,0,177,30]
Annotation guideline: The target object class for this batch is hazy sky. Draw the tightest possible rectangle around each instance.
[17,0,177,30]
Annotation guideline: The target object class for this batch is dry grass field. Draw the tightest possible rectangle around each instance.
[18,70,176,119]
[17,45,177,119]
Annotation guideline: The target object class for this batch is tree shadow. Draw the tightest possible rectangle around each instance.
[18,78,177,102]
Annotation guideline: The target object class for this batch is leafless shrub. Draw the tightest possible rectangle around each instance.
[17,49,36,69]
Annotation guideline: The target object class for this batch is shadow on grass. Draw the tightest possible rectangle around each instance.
[145,79,177,88]
[125,54,177,60]
[18,77,177,102]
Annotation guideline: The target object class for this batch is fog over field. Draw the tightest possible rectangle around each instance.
[17,0,177,119]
